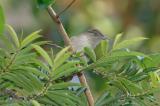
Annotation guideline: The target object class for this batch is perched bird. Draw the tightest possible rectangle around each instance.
[71,29,108,51]
[70,29,108,84]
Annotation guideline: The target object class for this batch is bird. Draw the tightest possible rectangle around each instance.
[71,29,108,51]
[70,29,109,86]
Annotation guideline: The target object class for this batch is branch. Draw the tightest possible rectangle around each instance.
[47,6,73,49]
[57,0,76,17]
[46,5,94,106]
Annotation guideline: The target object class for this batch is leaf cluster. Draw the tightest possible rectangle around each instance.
[0,25,87,106]
[80,33,160,106]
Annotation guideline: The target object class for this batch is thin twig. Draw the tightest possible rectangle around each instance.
[47,5,95,106]
[57,0,76,17]
[48,43,63,49]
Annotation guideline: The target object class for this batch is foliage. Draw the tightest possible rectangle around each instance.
[0,5,5,35]
[0,25,160,106]
[0,25,87,106]
[36,0,56,9]
[80,33,160,106]
[0,1,160,105]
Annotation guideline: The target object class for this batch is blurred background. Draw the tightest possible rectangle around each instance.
[0,0,160,99]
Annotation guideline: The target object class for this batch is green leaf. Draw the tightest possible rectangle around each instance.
[125,63,139,76]
[0,5,5,35]
[55,61,78,73]
[109,80,128,95]
[79,56,88,66]
[37,0,56,9]
[17,70,43,92]
[51,82,80,90]
[94,40,108,59]
[76,87,87,96]
[32,44,53,67]
[113,37,147,50]
[150,72,159,88]
[53,47,70,70]
[21,30,42,48]
[111,49,149,58]
[6,25,20,48]
[31,100,41,106]
[119,77,143,95]
[53,67,78,80]
[2,73,34,94]
[84,47,96,62]
[142,53,160,67]
[95,92,110,106]
[113,33,123,47]
[20,66,49,79]
[86,50,149,70]
[45,91,71,105]
[32,58,50,73]
[38,97,58,106]
[33,41,52,46]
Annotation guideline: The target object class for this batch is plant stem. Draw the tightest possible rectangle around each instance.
[57,0,76,17]
[1,51,19,73]
[77,72,94,106]
[47,6,73,50]
[47,6,94,106]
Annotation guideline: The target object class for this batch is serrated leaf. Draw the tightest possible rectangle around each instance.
[6,25,20,48]
[21,30,42,48]
[37,0,56,9]
[113,37,147,50]
[32,44,53,67]
[84,47,96,62]
[0,5,5,35]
